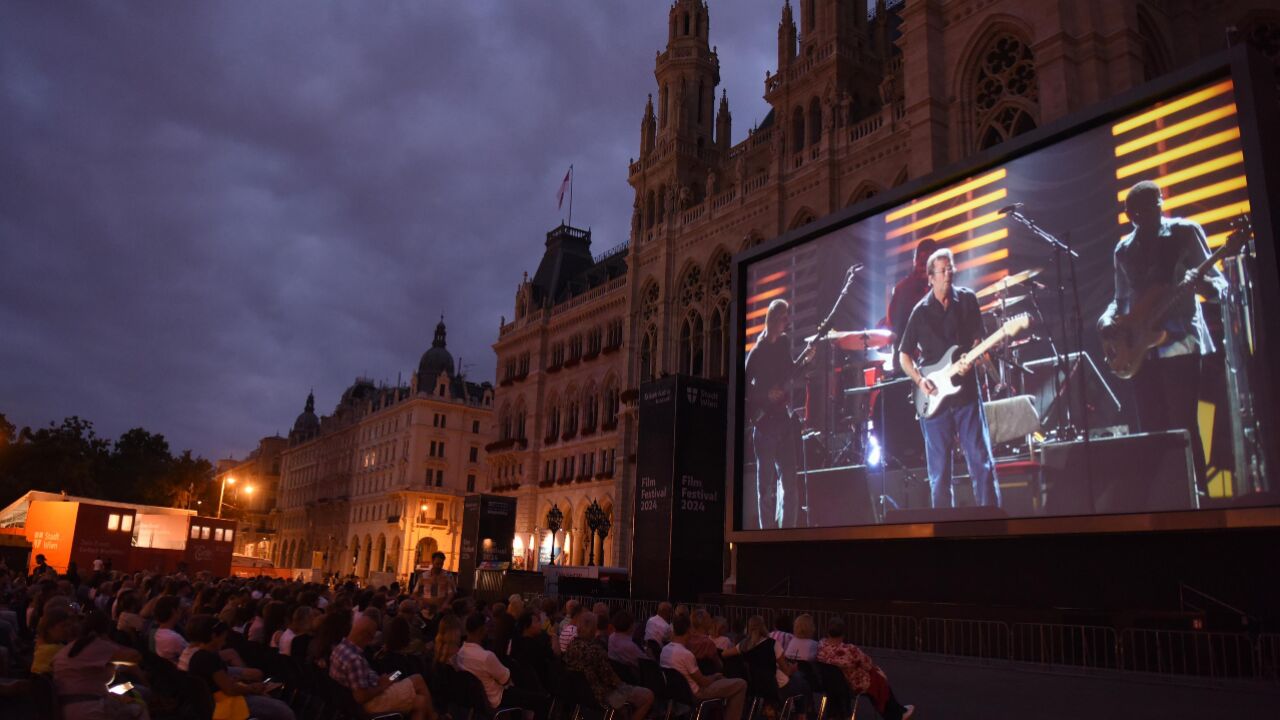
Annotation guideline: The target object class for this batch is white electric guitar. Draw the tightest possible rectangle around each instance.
[913,313,1032,418]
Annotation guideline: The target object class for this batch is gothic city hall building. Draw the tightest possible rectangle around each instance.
[487,0,1280,571]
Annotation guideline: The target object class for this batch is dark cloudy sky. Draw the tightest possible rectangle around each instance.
[0,1,796,461]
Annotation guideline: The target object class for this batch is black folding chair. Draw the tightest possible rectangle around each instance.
[557,668,616,720]
[609,659,640,686]
[637,659,673,720]
[661,667,725,720]
[319,671,406,720]
[742,640,803,720]
[31,674,60,720]
[814,662,863,720]
[453,669,522,720]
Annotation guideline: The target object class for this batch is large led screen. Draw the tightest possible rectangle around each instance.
[736,75,1275,532]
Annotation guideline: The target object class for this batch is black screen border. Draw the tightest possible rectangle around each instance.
[726,45,1280,543]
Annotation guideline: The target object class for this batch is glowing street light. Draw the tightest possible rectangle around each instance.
[217,475,236,519]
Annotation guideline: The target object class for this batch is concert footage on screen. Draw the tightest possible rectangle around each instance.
[738,76,1274,531]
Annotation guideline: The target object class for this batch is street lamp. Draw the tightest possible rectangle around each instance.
[544,504,563,568]
[585,500,605,566]
[217,475,236,519]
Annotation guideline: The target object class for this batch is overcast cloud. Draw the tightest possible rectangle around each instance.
[0,1,786,460]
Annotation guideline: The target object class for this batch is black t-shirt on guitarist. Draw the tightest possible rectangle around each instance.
[899,287,985,406]
[745,332,796,430]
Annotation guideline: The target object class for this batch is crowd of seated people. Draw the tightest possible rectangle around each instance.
[0,555,913,720]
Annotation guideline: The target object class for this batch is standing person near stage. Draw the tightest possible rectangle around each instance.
[886,238,939,374]
[744,299,816,529]
[898,248,1000,509]
[417,552,456,611]
[1098,180,1226,492]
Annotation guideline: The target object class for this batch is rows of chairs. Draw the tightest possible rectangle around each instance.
[606,644,865,720]
[29,636,865,720]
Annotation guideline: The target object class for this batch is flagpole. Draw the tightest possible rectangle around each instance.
[568,164,574,229]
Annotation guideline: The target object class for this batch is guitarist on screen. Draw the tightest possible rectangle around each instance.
[1098,180,1227,493]
[898,248,1001,510]
[745,298,816,529]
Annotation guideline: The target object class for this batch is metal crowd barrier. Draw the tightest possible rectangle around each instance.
[1011,622,1118,670]
[547,594,1277,684]
[1120,627,1258,680]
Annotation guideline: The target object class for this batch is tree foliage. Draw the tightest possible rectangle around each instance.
[0,413,214,509]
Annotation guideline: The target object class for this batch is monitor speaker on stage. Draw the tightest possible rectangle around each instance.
[1040,430,1198,516]
[1023,351,1123,431]
[634,375,727,601]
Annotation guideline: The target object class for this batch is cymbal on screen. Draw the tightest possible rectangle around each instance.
[804,328,895,350]
[980,294,1027,314]
[975,268,1043,298]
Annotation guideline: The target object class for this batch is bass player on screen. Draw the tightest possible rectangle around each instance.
[745,299,815,528]
[898,248,1001,510]
[1098,180,1227,494]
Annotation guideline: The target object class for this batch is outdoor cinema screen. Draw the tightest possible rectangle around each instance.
[735,73,1277,533]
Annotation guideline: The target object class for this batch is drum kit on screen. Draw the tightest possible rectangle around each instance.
[800,267,1049,471]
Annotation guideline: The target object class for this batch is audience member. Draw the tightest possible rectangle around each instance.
[783,614,818,661]
[644,602,673,647]
[660,615,747,720]
[817,618,914,720]
[565,611,654,719]
[32,603,73,675]
[151,596,187,664]
[186,614,295,720]
[52,611,148,720]
[607,611,646,668]
[454,612,512,709]
[330,614,434,720]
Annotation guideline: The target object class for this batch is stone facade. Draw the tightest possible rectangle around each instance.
[213,435,287,559]
[275,320,493,582]
[489,0,1280,570]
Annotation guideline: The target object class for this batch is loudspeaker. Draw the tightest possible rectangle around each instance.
[1023,351,1122,430]
[1040,430,1198,516]
[800,465,876,527]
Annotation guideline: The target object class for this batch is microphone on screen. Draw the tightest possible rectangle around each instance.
[998,202,1025,215]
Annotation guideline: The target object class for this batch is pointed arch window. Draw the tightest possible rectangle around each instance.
[808,97,822,146]
[679,264,704,309]
[970,32,1039,151]
[640,326,658,384]
[641,281,661,322]
[709,302,728,381]
[679,311,705,377]
[791,107,806,153]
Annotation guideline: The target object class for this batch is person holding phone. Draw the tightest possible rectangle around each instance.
[51,611,148,720]
[330,614,436,720]
[185,614,295,720]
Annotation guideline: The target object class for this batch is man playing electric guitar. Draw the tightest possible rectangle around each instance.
[1098,180,1227,493]
[745,299,816,529]
[898,248,1001,510]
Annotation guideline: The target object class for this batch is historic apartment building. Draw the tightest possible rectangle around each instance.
[213,435,287,560]
[275,319,493,581]
[488,0,1280,569]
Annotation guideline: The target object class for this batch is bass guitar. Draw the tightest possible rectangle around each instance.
[1100,215,1251,379]
[913,313,1032,418]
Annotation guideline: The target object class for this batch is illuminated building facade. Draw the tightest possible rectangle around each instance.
[213,435,287,560]
[276,319,494,582]
[490,0,1280,569]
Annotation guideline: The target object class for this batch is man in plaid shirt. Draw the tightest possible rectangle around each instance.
[564,612,654,719]
[331,613,436,720]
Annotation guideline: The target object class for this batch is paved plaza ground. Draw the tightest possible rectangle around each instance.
[871,649,1280,719]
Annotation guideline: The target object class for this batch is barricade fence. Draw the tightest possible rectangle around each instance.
[547,594,1277,683]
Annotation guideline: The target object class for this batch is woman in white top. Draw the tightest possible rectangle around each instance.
[782,614,819,662]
